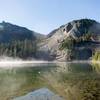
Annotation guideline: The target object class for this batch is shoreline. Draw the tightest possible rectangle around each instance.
[0,60,99,68]
[0,60,99,64]
[91,60,100,64]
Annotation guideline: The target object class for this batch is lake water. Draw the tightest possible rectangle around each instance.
[0,62,100,100]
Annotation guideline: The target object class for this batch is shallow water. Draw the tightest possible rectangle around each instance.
[0,62,100,100]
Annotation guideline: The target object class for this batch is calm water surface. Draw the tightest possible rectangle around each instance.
[0,63,100,100]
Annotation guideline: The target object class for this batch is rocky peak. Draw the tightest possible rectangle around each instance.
[48,19,99,40]
[38,19,100,61]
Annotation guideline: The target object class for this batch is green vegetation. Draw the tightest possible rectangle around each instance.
[59,19,95,60]
[78,31,93,42]
[78,19,95,29]
[92,51,100,61]
[0,39,37,58]
[60,31,93,51]
[59,37,75,50]
[59,31,94,61]
[60,19,95,50]
[59,37,75,60]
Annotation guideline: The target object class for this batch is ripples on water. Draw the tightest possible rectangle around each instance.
[0,62,100,100]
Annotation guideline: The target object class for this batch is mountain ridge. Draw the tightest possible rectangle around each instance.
[0,21,45,42]
[37,19,100,61]
[0,19,100,61]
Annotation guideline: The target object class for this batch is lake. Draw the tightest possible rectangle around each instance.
[0,62,100,100]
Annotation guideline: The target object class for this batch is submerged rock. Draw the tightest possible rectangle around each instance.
[13,88,64,100]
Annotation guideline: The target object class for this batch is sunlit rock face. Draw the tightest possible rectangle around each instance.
[38,19,100,61]
[13,88,64,100]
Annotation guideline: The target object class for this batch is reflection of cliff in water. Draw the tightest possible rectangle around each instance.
[42,63,100,100]
[92,63,100,74]
[56,63,100,73]
[0,63,100,100]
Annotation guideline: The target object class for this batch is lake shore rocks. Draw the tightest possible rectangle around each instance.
[13,88,64,100]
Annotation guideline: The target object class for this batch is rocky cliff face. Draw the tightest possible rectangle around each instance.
[37,19,100,61]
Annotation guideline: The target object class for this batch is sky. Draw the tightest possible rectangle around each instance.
[0,0,100,34]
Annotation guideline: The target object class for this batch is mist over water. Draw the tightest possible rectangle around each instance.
[0,56,52,68]
[0,56,95,68]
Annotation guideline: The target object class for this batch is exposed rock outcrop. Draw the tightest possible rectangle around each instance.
[37,19,100,61]
[14,88,64,100]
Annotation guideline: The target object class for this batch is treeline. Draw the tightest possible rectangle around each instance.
[59,32,94,61]
[0,39,37,58]
[59,32,94,50]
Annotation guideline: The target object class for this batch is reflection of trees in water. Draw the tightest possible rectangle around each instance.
[92,63,100,74]
[0,63,100,100]
[56,62,100,73]
[0,67,47,100]
[42,63,100,100]
[55,63,70,73]
[56,63,94,73]
[0,69,28,100]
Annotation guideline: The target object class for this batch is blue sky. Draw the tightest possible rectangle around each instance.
[0,0,100,34]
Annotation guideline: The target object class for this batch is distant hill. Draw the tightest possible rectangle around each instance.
[0,21,45,59]
[0,21,45,43]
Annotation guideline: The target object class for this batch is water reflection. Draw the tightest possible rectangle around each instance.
[0,63,100,100]
[43,63,100,100]
[56,63,94,73]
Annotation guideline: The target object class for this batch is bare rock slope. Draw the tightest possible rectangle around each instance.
[37,19,100,61]
[14,88,64,100]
